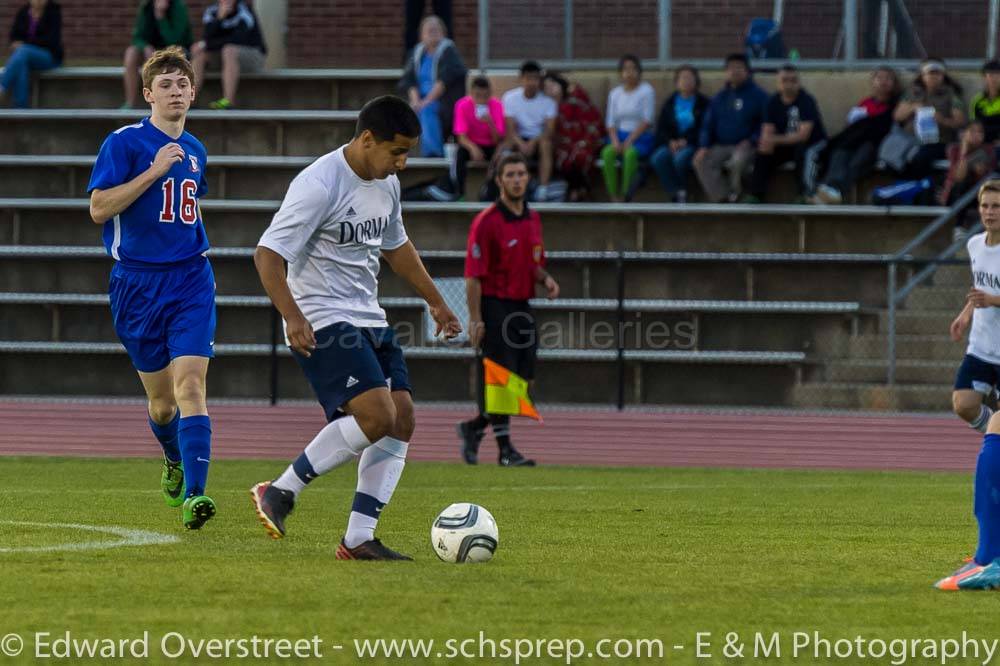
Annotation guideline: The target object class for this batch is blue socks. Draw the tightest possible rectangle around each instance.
[975,434,1000,565]
[149,410,181,463]
[178,415,212,498]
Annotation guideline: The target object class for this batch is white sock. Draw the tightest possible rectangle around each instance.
[344,437,408,548]
[274,416,371,497]
[972,405,995,434]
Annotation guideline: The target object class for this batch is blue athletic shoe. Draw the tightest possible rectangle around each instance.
[935,557,1000,590]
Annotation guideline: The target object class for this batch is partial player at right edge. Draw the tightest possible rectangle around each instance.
[938,179,1000,589]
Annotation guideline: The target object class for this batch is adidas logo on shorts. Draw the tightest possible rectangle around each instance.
[346,376,359,388]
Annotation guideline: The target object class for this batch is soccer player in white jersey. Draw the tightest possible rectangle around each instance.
[249,96,462,560]
[937,179,1000,589]
[951,179,1000,435]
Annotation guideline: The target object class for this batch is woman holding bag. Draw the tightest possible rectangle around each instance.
[891,58,966,179]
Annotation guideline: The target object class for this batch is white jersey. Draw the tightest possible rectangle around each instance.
[967,232,1000,364]
[501,87,557,140]
[257,147,408,332]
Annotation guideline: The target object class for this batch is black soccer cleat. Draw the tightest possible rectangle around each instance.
[457,421,484,465]
[250,481,295,540]
[499,446,536,467]
[335,538,413,561]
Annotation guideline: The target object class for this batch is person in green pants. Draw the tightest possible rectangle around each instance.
[601,55,656,202]
[122,0,193,108]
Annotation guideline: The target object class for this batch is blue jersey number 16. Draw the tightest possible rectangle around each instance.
[159,178,198,225]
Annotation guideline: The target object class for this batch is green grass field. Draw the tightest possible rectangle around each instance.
[0,456,998,664]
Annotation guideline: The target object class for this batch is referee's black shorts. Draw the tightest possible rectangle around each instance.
[481,296,537,380]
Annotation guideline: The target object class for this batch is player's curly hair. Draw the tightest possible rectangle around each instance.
[979,178,1000,203]
[141,46,195,90]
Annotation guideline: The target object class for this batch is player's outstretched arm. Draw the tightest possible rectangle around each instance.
[89,143,185,224]
[253,245,317,356]
[383,240,462,339]
[951,299,975,341]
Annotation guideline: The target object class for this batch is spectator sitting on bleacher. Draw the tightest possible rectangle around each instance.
[0,0,62,108]
[450,76,504,198]
[891,58,966,179]
[543,71,604,202]
[941,120,996,239]
[600,55,655,203]
[747,64,826,204]
[650,65,708,203]
[693,53,768,203]
[399,15,467,158]
[971,60,1000,144]
[122,0,193,109]
[812,66,901,205]
[191,0,266,110]
[501,61,558,201]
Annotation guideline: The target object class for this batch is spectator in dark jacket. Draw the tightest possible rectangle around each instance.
[693,53,768,203]
[122,0,193,109]
[1,0,62,108]
[748,64,827,203]
[812,66,901,204]
[191,0,267,110]
[398,15,467,157]
[650,64,708,202]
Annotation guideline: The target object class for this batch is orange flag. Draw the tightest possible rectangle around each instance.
[483,358,542,421]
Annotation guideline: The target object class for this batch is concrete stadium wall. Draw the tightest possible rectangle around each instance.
[0,0,990,68]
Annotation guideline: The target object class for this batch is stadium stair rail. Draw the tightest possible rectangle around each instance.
[885,173,996,384]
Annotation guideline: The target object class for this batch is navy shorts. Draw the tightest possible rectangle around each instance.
[293,322,411,422]
[482,296,537,380]
[109,256,216,373]
[954,354,1000,394]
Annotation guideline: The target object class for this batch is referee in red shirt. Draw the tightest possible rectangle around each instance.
[457,153,560,466]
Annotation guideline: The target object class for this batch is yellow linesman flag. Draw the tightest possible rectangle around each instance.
[483,358,542,422]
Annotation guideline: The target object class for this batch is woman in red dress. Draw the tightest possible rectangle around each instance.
[543,71,604,201]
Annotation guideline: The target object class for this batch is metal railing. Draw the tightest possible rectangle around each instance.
[885,179,991,384]
[477,0,1000,71]
[1,244,967,408]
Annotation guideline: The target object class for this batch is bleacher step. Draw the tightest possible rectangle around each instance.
[824,359,957,384]
[846,335,966,361]
[789,382,952,411]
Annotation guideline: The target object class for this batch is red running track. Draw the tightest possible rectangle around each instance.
[0,400,984,472]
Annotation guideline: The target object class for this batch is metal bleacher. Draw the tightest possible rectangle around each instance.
[0,67,962,407]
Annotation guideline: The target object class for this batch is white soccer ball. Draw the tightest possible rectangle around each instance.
[431,502,499,563]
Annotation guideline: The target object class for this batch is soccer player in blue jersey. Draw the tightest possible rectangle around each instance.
[87,46,217,530]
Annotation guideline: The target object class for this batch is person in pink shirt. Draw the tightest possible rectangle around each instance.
[451,76,506,198]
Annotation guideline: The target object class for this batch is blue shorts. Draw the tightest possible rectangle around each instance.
[109,256,217,373]
[293,322,411,422]
[954,354,1000,394]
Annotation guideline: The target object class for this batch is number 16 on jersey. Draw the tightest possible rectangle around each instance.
[160,177,199,224]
